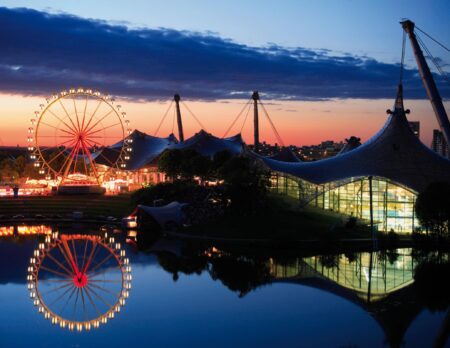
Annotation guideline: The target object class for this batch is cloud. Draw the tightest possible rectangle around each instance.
[0,7,448,100]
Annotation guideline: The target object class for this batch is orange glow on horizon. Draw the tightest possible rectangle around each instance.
[0,93,444,148]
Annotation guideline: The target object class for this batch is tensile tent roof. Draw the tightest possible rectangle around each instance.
[96,130,177,170]
[261,85,450,193]
[167,130,245,158]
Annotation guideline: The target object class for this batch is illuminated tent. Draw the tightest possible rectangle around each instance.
[97,130,178,170]
[167,130,245,158]
[261,85,450,193]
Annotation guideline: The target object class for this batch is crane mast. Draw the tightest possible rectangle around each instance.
[401,20,450,150]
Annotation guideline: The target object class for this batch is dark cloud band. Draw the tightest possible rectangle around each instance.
[0,7,447,100]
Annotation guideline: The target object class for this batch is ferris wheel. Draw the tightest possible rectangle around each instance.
[27,88,132,185]
[27,232,131,331]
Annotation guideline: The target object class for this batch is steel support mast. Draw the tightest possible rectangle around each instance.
[401,20,450,148]
[174,94,184,142]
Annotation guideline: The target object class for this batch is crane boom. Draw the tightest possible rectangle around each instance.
[401,20,450,149]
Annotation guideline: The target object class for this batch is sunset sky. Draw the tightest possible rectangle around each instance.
[0,1,449,147]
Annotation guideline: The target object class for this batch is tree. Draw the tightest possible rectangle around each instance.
[217,156,270,214]
[415,182,450,239]
[158,149,212,182]
[158,149,183,179]
[0,158,19,182]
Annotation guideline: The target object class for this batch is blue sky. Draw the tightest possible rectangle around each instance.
[0,1,449,100]
[0,0,448,146]
[1,0,449,65]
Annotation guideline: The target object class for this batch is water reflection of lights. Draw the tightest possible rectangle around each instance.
[28,232,131,331]
[0,225,53,237]
[18,225,52,235]
[0,226,14,237]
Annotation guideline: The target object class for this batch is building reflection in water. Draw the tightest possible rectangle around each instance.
[148,239,449,348]
[269,249,416,303]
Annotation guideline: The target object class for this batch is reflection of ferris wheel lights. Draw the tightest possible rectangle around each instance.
[29,233,130,332]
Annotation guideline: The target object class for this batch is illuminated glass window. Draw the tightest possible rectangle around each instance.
[271,173,418,233]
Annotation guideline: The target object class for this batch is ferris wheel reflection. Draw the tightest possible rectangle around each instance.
[27,232,131,331]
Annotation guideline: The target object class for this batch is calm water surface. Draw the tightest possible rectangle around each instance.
[0,224,448,348]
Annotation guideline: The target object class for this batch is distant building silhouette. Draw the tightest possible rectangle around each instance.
[431,129,449,158]
[408,121,420,138]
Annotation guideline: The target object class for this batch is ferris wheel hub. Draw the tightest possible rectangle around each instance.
[73,273,88,288]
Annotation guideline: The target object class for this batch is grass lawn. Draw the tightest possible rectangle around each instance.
[0,194,134,218]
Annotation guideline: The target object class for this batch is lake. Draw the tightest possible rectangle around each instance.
[0,224,448,348]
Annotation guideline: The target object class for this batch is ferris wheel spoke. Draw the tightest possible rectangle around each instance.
[73,96,82,134]
[80,239,90,272]
[46,145,74,167]
[80,288,88,321]
[81,95,89,133]
[46,108,78,135]
[84,286,102,316]
[71,141,82,177]
[84,140,116,168]
[59,285,78,316]
[79,144,91,179]
[39,265,73,279]
[40,282,73,296]
[84,138,107,149]
[87,136,125,138]
[84,109,114,135]
[56,139,77,147]
[87,253,114,275]
[58,141,80,178]
[83,142,100,182]
[82,99,103,134]
[82,241,98,274]
[72,288,80,320]
[89,279,122,283]
[87,122,121,136]
[45,252,75,277]
[88,282,121,298]
[61,238,81,275]
[85,285,113,308]
[46,283,75,307]
[71,239,80,272]
[40,279,74,283]
[37,135,76,138]
[59,100,80,133]
[57,242,79,275]
[39,121,78,136]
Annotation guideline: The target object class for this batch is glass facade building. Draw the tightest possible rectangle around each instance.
[270,173,418,233]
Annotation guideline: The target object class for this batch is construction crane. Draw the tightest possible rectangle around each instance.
[401,20,450,149]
